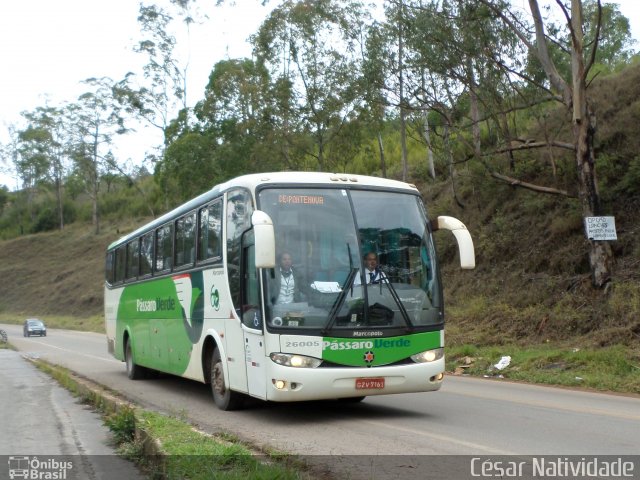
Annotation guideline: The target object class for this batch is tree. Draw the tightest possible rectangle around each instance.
[195,58,275,173]
[401,0,524,182]
[0,185,8,214]
[115,1,202,169]
[155,131,219,203]
[15,124,50,226]
[578,0,635,69]
[253,0,369,171]
[477,0,625,288]
[360,21,391,177]
[20,107,69,230]
[66,77,129,234]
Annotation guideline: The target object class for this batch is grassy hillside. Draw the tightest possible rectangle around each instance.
[0,183,638,392]
[1,65,639,393]
[0,219,145,331]
[431,178,640,343]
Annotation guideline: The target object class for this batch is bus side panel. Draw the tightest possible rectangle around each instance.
[114,276,196,376]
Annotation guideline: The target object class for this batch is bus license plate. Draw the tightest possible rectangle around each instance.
[356,378,385,389]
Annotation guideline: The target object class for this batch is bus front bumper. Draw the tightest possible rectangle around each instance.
[265,357,445,402]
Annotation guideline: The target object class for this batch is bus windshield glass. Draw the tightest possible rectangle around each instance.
[258,188,442,335]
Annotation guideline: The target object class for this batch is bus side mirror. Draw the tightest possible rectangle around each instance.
[252,210,276,268]
[434,216,475,269]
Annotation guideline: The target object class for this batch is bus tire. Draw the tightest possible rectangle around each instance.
[211,348,243,410]
[125,338,146,380]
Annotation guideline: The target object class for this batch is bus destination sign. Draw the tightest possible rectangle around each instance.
[278,194,325,205]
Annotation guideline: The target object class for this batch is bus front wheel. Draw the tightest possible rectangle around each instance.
[210,348,243,410]
[125,338,145,380]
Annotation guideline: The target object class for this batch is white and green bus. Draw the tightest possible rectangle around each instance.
[105,172,474,410]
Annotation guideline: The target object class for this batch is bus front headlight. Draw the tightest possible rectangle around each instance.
[270,353,322,368]
[410,348,444,363]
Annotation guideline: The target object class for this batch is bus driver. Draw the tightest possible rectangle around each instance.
[354,252,387,285]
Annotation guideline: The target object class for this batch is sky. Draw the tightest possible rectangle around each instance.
[0,0,639,190]
[0,0,271,189]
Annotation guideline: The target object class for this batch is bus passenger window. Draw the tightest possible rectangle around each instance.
[226,189,253,309]
[105,251,115,284]
[198,201,222,261]
[241,242,261,329]
[126,240,139,280]
[155,224,173,272]
[140,233,153,276]
[175,213,196,268]
[115,246,126,283]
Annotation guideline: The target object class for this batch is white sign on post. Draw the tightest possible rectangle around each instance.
[584,216,617,241]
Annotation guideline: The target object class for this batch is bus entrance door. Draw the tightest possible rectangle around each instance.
[241,240,267,399]
[244,327,267,399]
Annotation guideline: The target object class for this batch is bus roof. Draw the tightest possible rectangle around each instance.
[107,172,419,251]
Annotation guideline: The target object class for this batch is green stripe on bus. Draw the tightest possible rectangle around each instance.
[321,331,440,367]
[116,272,205,375]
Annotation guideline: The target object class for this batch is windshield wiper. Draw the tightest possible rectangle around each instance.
[322,267,359,335]
[378,276,414,330]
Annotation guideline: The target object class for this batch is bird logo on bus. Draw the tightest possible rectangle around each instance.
[211,286,220,311]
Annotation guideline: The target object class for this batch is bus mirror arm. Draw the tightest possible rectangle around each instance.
[435,216,476,270]
[252,210,276,268]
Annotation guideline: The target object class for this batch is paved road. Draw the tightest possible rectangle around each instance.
[2,323,640,479]
[0,346,144,479]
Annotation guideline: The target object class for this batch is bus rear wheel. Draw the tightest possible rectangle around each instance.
[210,348,243,410]
[125,338,146,380]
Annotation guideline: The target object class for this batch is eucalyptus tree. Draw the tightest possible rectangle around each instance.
[0,185,8,214]
[473,0,635,288]
[364,0,413,180]
[398,0,525,184]
[0,129,29,233]
[66,77,129,234]
[154,57,275,204]
[14,124,49,225]
[360,21,391,177]
[12,106,71,231]
[195,58,277,174]
[583,0,636,68]
[19,106,69,229]
[252,0,370,171]
[118,0,202,163]
[0,131,17,185]
[531,0,636,78]
[364,1,486,183]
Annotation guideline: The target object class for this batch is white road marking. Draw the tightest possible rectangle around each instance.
[361,419,516,454]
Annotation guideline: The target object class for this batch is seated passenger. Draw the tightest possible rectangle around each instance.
[270,252,307,304]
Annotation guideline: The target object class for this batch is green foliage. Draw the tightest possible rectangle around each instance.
[138,410,303,479]
[100,174,160,219]
[446,344,640,393]
[156,132,220,204]
[105,406,137,444]
[598,154,640,198]
[31,200,76,233]
[583,0,637,68]
[0,186,9,213]
[605,283,640,327]
[32,207,58,233]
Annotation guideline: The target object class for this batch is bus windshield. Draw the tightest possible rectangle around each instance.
[258,187,442,335]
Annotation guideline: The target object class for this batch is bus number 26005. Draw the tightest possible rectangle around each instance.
[285,340,321,348]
